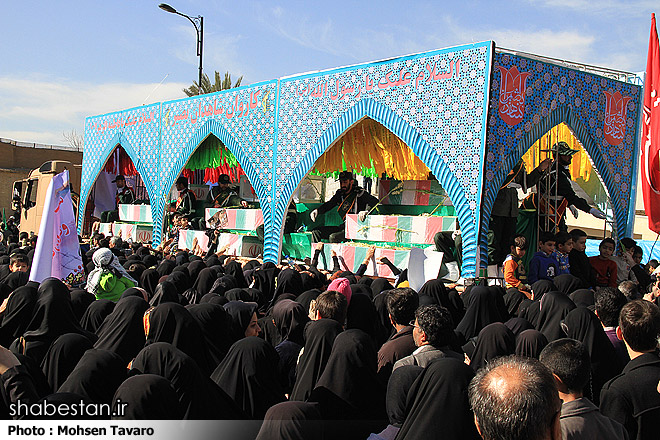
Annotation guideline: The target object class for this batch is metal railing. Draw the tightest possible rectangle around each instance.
[496,47,643,85]
[0,138,83,152]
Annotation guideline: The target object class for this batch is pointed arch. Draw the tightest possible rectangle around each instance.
[273,98,479,276]
[480,105,622,267]
[77,133,157,234]
[152,119,270,244]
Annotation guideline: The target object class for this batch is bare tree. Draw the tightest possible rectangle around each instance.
[62,129,84,150]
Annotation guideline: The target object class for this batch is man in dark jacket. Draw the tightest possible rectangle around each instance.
[393,304,462,370]
[166,176,197,228]
[100,175,136,223]
[377,288,418,381]
[521,142,606,232]
[310,171,378,243]
[600,300,660,440]
[540,338,628,440]
[470,356,562,440]
[205,173,248,209]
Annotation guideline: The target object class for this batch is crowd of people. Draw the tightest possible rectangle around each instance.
[0,226,658,440]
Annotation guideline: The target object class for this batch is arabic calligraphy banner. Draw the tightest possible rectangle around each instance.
[156,80,278,245]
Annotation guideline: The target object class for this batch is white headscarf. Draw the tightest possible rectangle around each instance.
[86,248,137,294]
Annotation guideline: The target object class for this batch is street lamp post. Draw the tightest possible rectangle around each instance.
[159,3,204,95]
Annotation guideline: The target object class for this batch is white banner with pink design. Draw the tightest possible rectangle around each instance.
[29,170,85,285]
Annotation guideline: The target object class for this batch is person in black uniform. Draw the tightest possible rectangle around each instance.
[309,171,378,243]
[489,158,551,265]
[521,142,606,232]
[205,174,248,209]
[100,175,136,223]
[166,176,197,227]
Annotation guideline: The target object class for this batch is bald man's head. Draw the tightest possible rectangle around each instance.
[469,356,561,440]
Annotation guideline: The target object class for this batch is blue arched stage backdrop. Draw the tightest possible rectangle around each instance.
[79,41,643,279]
[80,103,162,230]
[482,51,643,270]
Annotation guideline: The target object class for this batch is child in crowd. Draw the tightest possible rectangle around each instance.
[589,238,617,287]
[86,247,137,301]
[568,229,596,288]
[528,231,558,284]
[503,234,530,296]
[631,245,651,293]
[8,254,29,273]
[611,237,637,285]
[0,253,30,284]
[552,231,573,276]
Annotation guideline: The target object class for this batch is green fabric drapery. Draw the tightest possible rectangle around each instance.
[184,135,242,170]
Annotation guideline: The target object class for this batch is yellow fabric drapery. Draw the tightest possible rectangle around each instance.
[314,120,594,182]
[312,118,430,180]
[522,123,592,181]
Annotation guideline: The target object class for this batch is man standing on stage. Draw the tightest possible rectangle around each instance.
[167,176,196,227]
[489,157,551,264]
[100,175,136,223]
[205,174,248,209]
[309,171,379,243]
[522,141,606,232]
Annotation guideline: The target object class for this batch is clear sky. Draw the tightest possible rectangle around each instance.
[0,0,656,145]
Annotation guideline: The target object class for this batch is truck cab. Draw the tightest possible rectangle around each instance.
[12,161,82,236]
